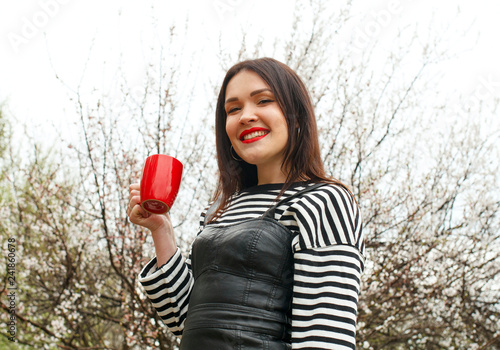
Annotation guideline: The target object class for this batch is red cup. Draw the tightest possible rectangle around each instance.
[140,154,183,214]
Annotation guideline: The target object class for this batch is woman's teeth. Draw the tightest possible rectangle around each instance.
[243,131,268,140]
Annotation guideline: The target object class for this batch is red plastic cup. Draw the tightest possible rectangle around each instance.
[140,154,183,214]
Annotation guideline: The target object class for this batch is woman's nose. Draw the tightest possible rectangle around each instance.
[239,106,258,124]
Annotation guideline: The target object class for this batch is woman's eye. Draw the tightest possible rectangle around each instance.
[258,99,273,105]
[227,107,240,114]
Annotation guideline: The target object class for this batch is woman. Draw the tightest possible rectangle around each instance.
[127,57,365,349]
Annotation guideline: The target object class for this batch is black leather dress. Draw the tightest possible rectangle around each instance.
[179,184,324,349]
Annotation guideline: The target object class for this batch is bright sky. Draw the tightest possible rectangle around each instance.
[0,0,499,142]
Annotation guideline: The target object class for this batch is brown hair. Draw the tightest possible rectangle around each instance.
[211,57,348,220]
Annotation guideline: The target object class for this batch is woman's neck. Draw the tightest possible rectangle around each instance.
[257,163,289,185]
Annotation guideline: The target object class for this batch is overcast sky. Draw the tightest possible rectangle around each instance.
[1,0,499,142]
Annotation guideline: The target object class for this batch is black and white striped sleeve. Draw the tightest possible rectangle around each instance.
[137,208,211,337]
[138,248,193,337]
[286,184,365,349]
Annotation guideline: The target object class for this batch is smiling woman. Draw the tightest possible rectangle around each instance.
[224,70,289,184]
[212,58,342,210]
[129,57,365,349]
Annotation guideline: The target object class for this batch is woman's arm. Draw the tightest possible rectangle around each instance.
[292,245,363,350]
[128,183,193,336]
[128,183,177,266]
[138,249,194,336]
[286,184,365,349]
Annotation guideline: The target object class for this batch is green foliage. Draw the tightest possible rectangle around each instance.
[0,336,31,349]
[1,103,178,348]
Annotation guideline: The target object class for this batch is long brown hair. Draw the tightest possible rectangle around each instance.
[211,57,348,220]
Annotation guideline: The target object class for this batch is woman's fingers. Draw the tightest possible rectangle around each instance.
[128,184,141,211]
[127,182,169,230]
[130,203,151,220]
[129,192,140,208]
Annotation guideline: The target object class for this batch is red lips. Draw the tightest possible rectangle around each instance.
[239,127,270,143]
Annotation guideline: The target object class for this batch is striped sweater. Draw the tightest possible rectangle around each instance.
[139,182,365,349]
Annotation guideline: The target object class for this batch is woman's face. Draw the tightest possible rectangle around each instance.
[224,70,289,175]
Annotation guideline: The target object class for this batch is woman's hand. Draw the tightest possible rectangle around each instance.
[127,183,177,266]
[127,183,169,232]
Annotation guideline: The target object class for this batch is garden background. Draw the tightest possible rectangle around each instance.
[1,0,499,349]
